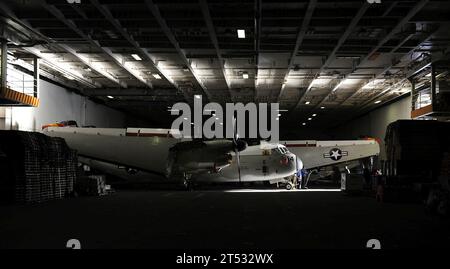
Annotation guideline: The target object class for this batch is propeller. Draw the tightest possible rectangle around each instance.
[232,117,246,184]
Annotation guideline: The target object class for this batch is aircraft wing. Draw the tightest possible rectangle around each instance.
[281,140,380,170]
[44,126,240,178]
[44,127,179,176]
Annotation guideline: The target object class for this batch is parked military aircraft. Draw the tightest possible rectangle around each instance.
[43,122,379,189]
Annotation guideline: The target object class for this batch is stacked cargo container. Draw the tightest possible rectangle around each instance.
[0,131,77,203]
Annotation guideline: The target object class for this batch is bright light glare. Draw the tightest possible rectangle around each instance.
[152,73,162,79]
[237,29,246,38]
[131,54,142,61]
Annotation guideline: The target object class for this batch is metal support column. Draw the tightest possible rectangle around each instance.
[33,56,40,98]
[0,41,7,91]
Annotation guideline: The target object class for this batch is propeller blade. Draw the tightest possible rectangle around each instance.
[235,148,242,183]
[232,115,244,184]
[232,116,238,144]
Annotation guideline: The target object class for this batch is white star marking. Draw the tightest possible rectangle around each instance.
[330,150,342,160]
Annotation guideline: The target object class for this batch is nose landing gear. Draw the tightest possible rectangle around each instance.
[182,173,193,191]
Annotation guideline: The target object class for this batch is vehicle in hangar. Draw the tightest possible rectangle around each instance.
[43,123,380,189]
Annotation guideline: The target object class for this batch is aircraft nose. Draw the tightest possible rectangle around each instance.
[285,153,297,169]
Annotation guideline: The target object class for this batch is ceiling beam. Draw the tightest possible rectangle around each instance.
[0,2,124,88]
[39,0,153,88]
[331,41,450,129]
[361,0,430,64]
[84,88,181,96]
[58,44,125,87]
[89,0,192,101]
[198,0,232,101]
[357,44,450,111]
[292,2,370,111]
[145,0,212,101]
[277,0,317,102]
[297,0,429,113]
[339,30,436,106]
[26,47,98,88]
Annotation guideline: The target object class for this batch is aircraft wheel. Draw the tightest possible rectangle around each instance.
[183,175,193,191]
[286,183,293,190]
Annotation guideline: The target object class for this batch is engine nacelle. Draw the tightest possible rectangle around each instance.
[166,140,238,178]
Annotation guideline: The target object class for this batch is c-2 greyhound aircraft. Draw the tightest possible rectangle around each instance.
[43,123,379,189]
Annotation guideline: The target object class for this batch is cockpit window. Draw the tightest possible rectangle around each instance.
[276,146,289,154]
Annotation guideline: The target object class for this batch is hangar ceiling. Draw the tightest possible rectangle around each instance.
[1,0,450,128]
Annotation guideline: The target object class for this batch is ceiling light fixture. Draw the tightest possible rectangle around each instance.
[308,118,312,121]
[131,54,142,61]
[242,72,249,79]
[320,106,325,109]
[312,114,317,117]
[237,29,246,39]
[305,101,310,105]
[374,100,382,104]
[152,74,162,79]
[107,95,114,99]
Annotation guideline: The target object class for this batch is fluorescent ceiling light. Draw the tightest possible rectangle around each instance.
[242,72,249,79]
[131,54,142,61]
[305,101,310,105]
[237,29,246,39]
[152,73,162,79]
[302,123,306,126]
[107,95,114,99]
[374,100,382,104]
[308,118,312,121]
[320,106,325,109]
[277,109,288,112]
[183,117,188,120]
[312,114,317,117]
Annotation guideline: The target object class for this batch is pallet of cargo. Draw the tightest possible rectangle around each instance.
[0,130,78,203]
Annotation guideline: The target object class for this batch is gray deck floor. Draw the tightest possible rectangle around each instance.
[1,189,449,249]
